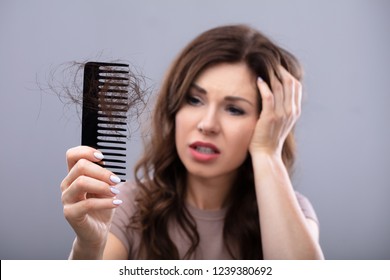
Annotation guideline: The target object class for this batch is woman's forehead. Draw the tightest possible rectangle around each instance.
[193,63,257,99]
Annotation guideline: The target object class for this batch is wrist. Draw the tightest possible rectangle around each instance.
[250,150,286,175]
[70,237,106,260]
[249,147,282,161]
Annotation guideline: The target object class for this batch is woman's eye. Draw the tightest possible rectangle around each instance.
[186,95,202,106]
[227,106,245,115]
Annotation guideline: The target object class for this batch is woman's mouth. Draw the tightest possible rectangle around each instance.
[194,146,216,154]
[189,141,220,162]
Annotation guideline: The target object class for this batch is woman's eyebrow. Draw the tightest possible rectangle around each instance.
[224,96,254,107]
[191,83,207,94]
[191,83,254,107]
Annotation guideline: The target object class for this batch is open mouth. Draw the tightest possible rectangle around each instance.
[189,141,220,155]
[194,146,217,154]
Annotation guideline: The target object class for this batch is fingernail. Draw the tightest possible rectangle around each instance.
[110,175,121,184]
[257,77,263,83]
[110,187,120,195]
[94,152,104,160]
[113,199,123,205]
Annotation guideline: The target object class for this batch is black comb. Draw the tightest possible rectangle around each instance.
[82,62,130,181]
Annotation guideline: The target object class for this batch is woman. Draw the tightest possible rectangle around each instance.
[61,24,324,259]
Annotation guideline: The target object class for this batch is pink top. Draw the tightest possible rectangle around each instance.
[110,181,319,259]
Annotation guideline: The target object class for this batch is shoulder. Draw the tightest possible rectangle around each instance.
[116,181,140,200]
[112,181,140,224]
[294,191,319,225]
[109,181,141,256]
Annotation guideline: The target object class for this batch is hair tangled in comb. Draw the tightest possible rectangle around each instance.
[40,60,151,137]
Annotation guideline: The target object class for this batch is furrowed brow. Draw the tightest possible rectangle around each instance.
[191,83,254,107]
[224,96,254,106]
[190,83,207,94]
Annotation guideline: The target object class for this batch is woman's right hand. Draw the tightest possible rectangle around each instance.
[60,146,122,257]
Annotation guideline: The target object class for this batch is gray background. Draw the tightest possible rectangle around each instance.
[0,0,389,259]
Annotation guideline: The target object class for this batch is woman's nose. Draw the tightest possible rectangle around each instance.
[197,107,220,135]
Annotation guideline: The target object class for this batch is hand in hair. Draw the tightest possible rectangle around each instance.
[249,66,302,158]
[60,145,122,259]
[249,67,323,259]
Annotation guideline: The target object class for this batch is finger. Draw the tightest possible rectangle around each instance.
[269,70,284,114]
[66,146,105,172]
[278,66,296,116]
[294,79,303,117]
[63,197,122,222]
[62,158,121,192]
[257,77,275,113]
[62,175,119,204]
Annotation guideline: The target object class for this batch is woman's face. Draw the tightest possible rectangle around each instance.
[175,62,259,180]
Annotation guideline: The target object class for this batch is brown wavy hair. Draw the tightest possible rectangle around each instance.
[132,24,303,259]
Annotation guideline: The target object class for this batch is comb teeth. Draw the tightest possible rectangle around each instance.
[82,62,129,181]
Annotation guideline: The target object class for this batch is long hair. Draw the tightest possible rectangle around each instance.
[132,24,303,259]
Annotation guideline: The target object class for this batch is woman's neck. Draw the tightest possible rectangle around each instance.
[185,172,237,210]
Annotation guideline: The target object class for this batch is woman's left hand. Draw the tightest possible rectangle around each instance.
[249,66,302,157]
